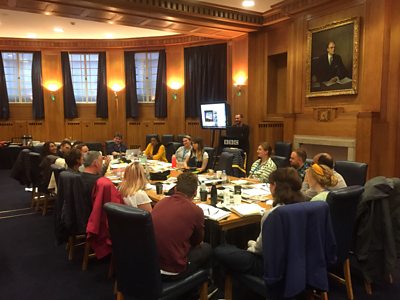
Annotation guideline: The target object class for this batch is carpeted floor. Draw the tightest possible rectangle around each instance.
[0,169,399,300]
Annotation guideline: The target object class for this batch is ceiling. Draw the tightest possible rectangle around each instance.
[0,0,282,40]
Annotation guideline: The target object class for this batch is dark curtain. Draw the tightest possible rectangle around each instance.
[31,51,45,119]
[61,52,77,119]
[96,52,108,118]
[155,50,167,118]
[124,51,139,118]
[184,43,227,118]
[0,53,10,120]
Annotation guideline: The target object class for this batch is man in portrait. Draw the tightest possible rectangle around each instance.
[314,41,349,85]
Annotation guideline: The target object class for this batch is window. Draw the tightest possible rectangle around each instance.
[135,52,159,103]
[69,53,99,103]
[1,52,33,103]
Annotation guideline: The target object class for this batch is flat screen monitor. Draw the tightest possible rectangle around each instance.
[199,102,230,129]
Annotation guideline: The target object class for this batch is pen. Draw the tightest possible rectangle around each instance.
[207,208,210,216]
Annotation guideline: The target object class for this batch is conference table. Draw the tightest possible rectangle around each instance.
[107,159,273,233]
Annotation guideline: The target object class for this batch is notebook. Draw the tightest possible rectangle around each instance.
[197,203,231,221]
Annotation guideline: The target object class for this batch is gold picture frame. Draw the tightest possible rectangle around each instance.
[306,17,360,97]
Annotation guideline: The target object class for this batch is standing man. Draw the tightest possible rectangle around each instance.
[106,133,127,156]
[315,41,348,84]
[152,172,211,280]
[232,114,250,137]
[289,148,310,181]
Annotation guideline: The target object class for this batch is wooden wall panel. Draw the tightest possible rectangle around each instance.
[42,51,64,141]
[65,121,82,141]
[185,120,212,146]
[231,36,248,120]
[27,121,45,141]
[166,45,185,134]
[14,121,28,138]
[0,122,15,140]
[126,121,142,149]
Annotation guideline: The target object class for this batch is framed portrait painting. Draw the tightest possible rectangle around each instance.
[306,17,360,97]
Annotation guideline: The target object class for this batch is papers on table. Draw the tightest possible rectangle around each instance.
[147,160,172,173]
[197,203,231,221]
[110,162,129,169]
[230,179,249,185]
[241,183,271,199]
[230,203,265,217]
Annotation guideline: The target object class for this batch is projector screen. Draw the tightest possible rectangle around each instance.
[199,102,230,129]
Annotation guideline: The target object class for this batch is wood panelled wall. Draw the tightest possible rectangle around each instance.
[0,39,246,151]
[246,0,400,178]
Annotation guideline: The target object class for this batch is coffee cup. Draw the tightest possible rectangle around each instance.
[216,170,222,179]
[200,190,208,202]
[155,182,163,195]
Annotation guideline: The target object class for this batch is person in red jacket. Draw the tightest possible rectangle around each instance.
[152,172,211,280]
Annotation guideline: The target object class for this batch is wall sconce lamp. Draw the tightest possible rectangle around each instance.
[233,73,247,97]
[46,83,61,101]
[169,80,183,100]
[111,83,123,100]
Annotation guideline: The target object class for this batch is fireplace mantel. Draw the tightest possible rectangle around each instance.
[293,135,356,161]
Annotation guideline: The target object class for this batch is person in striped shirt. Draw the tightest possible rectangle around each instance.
[248,142,277,183]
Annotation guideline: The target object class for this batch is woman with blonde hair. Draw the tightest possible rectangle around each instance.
[119,162,152,212]
[307,163,338,201]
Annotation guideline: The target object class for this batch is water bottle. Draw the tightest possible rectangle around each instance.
[221,170,227,183]
[171,154,177,168]
[210,183,218,206]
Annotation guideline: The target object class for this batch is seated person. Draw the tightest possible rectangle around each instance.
[175,135,192,163]
[79,151,105,224]
[152,172,211,280]
[214,168,305,277]
[119,162,152,212]
[64,148,83,173]
[184,137,208,173]
[307,163,338,202]
[289,148,310,181]
[302,152,347,199]
[144,136,167,162]
[106,133,127,156]
[73,143,89,154]
[41,141,58,158]
[248,142,277,183]
[57,139,72,158]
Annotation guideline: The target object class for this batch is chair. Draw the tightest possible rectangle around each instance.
[274,141,292,158]
[225,202,336,300]
[85,142,104,152]
[204,146,215,170]
[29,152,53,215]
[334,161,368,186]
[175,134,187,144]
[326,186,364,300]
[57,171,93,268]
[104,140,114,155]
[146,134,159,146]
[215,152,234,176]
[222,147,247,177]
[161,134,174,145]
[271,155,290,168]
[165,142,181,163]
[104,202,209,300]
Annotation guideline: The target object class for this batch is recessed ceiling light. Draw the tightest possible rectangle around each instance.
[104,33,113,39]
[107,21,115,25]
[53,27,64,33]
[44,11,52,16]
[26,33,37,38]
[242,0,255,8]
